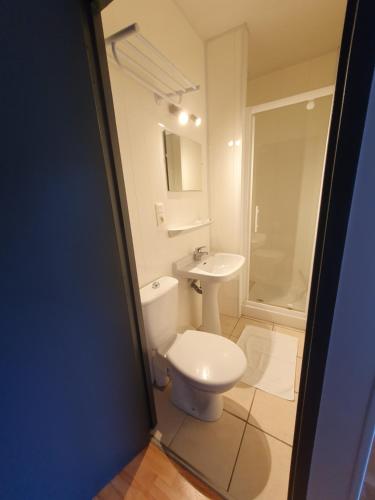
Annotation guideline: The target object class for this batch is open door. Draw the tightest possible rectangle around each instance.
[0,1,154,499]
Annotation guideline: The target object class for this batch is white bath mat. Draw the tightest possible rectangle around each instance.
[237,325,298,400]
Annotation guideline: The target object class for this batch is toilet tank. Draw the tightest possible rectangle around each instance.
[140,276,178,350]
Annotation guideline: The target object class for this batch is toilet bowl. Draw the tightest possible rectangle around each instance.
[167,329,246,420]
[140,276,247,421]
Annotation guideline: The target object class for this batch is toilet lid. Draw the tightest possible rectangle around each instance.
[167,330,246,388]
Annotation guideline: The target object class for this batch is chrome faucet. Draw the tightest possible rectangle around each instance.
[194,246,209,261]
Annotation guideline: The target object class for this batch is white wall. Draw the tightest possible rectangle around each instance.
[206,26,248,316]
[247,51,338,106]
[102,0,209,329]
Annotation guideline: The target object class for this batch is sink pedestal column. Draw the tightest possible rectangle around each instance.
[201,281,221,335]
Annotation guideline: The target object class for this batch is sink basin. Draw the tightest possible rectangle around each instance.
[174,252,245,283]
[174,253,245,335]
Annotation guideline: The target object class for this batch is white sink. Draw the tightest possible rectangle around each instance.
[175,252,245,283]
[174,253,245,334]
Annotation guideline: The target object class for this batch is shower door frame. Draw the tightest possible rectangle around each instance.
[241,85,335,329]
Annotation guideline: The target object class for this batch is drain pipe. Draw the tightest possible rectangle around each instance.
[190,279,202,295]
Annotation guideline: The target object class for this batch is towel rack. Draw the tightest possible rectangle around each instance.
[106,23,200,104]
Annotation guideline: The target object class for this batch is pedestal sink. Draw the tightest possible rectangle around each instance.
[173,253,245,335]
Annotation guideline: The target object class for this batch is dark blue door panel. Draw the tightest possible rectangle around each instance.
[0,1,150,498]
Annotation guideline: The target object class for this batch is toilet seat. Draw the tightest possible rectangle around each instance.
[167,330,247,393]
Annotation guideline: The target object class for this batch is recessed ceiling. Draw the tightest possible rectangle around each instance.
[173,0,347,79]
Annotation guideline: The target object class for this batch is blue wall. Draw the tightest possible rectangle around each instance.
[0,2,150,498]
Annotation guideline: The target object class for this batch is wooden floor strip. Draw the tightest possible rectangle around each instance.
[95,442,222,499]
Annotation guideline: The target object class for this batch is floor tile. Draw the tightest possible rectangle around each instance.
[169,411,246,490]
[224,382,256,421]
[273,324,305,358]
[152,385,186,446]
[220,314,239,337]
[231,316,273,340]
[229,424,292,500]
[295,357,302,393]
[248,390,297,445]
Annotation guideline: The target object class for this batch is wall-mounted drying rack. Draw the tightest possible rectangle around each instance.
[106,23,200,105]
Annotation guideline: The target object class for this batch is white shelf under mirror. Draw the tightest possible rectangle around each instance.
[167,219,213,237]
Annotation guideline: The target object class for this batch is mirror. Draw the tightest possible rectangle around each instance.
[163,130,202,191]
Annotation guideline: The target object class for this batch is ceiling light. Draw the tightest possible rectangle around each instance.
[235,139,241,146]
[228,140,234,147]
[306,100,315,110]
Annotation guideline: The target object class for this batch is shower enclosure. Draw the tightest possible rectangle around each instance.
[242,87,334,328]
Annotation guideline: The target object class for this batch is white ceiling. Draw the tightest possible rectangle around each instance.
[173,0,347,79]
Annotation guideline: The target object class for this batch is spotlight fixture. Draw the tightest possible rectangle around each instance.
[306,100,315,110]
[227,140,234,147]
[178,110,189,125]
[169,104,179,114]
[169,104,201,127]
[235,139,241,146]
[190,114,202,127]
[169,104,188,126]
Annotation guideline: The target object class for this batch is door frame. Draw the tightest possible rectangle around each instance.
[85,0,374,497]
[289,0,375,498]
[83,1,157,428]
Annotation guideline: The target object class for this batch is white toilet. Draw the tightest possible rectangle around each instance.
[140,276,247,421]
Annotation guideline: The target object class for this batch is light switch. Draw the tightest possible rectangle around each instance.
[154,202,166,226]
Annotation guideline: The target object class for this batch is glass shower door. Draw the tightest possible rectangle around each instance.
[248,94,333,312]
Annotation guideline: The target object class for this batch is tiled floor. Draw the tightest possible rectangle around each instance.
[152,315,304,500]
